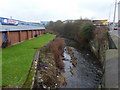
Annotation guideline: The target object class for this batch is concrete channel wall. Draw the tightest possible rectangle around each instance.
[101,2,120,88]
[90,2,120,87]
[89,29,119,88]
[103,32,119,88]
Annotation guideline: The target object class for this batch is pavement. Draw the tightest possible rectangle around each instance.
[104,32,119,88]
[111,30,120,38]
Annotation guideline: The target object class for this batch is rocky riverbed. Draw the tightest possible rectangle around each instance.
[61,46,103,88]
[32,38,103,89]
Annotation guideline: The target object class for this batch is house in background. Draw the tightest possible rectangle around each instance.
[0,17,45,48]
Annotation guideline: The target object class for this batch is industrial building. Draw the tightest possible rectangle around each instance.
[0,17,45,48]
[92,20,108,26]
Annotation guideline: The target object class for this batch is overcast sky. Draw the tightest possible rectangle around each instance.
[0,0,119,22]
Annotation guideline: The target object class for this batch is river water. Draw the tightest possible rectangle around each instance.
[61,38,103,88]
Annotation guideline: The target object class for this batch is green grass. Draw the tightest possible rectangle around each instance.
[2,34,55,87]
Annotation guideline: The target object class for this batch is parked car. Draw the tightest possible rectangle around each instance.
[114,24,118,30]
[114,27,118,30]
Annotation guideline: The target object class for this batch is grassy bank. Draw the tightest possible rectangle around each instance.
[2,34,55,87]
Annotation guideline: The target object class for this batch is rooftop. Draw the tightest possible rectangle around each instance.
[0,17,45,32]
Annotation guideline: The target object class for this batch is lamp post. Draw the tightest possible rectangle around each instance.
[112,0,117,31]
[118,1,120,27]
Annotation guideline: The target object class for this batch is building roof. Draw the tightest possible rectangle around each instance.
[0,17,45,32]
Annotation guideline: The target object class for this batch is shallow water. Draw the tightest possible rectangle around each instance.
[61,46,102,88]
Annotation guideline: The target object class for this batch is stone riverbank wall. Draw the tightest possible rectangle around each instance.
[89,28,119,88]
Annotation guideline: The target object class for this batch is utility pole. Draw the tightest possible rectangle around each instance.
[112,0,117,31]
[118,1,120,27]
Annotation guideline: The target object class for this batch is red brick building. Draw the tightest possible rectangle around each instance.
[0,17,45,48]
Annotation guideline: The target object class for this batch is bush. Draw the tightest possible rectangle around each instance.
[93,26,108,41]
[50,38,65,69]
[47,19,96,47]
[74,24,96,47]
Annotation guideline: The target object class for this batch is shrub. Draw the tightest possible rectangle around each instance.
[74,24,96,47]
[50,38,65,69]
[47,19,96,47]
[93,26,108,41]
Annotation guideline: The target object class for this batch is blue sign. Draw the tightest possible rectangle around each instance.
[0,17,42,27]
[1,18,19,25]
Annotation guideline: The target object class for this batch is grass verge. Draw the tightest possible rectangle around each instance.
[2,33,55,87]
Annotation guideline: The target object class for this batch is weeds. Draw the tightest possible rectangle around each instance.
[50,38,65,69]
[35,38,66,89]
[91,26,108,64]
[67,47,77,67]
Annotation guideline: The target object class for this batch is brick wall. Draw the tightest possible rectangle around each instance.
[21,31,28,41]
[33,31,35,37]
[40,30,42,35]
[38,30,41,35]
[41,30,45,34]
[31,30,34,38]
[0,32,2,46]
[9,31,20,45]
[1,29,45,47]
[40,30,43,35]
[28,31,32,39]
[39,31,41,35]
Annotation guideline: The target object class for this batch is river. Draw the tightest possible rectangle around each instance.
[61,38,103,88]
